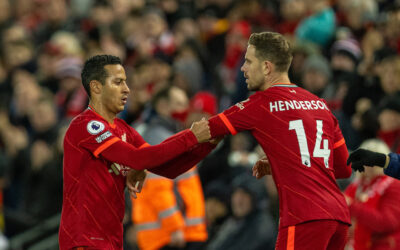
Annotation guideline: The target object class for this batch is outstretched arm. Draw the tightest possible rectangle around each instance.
[347,148,390,172]
[99,120,211,170]
[383,153,400,179]
[149,141,218,179]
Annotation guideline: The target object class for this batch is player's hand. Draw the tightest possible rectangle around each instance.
[190,118,211,143]
[169,229,186,248]
[347,148,387,172]
[252,156,271,179]
[126,170,147,199]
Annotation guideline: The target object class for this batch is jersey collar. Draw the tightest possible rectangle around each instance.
[87,105,116,129]
[270,83,298,88]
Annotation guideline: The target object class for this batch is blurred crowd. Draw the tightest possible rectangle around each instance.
[0,0,399,249]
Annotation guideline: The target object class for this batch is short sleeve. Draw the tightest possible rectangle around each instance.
[209,95,261,137]
[73,119,121,158]
[332,114,345,149]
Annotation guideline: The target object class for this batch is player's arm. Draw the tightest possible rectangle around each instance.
[330,112,352,179]
[208,97,257,138]
[384,153,400,179]
[149,141,218,179]
[81,120,210,170]
[347,149,400,179]
[332,138,351,179]
[100,127,207,171]
[128,124,219,179]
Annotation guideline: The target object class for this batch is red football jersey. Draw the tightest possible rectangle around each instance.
[59,106,206,249]
[209,83,351,228]
[59,108,149,249]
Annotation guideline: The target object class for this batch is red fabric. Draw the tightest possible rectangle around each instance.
[59,108,198,249]
[189,92,218,116]
[333,139,351,179]
[378,129,400,153]
[277,20,300,35]
[223,21,250,69]
[56,86,88,119]
[208,85,351,229]
[275,220,349,250]
[149,142,216,179]
[345,176,400,250]
[100,129,198,170]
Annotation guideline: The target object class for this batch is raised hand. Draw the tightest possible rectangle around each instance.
[347,148,388,172]
[190,118,211,143]
[252,156,271,179]
[126,170,147,198]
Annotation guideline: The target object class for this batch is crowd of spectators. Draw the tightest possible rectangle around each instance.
[0,0,399,249]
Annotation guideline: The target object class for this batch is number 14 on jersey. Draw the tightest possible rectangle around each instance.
[289,120,331,168]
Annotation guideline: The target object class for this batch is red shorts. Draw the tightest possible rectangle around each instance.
[275,220,349,250]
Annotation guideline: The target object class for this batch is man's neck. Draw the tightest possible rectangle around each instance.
[89,100,116,124]
[260,73,291,91]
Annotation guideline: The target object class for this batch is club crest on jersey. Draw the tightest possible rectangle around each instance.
[87,120,105,135]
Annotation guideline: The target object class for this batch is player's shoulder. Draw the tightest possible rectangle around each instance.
[67,109,108,136]
[115,117,138,136]
[264,83,303,95]
[114,117,132,130]
[230,93,261,112]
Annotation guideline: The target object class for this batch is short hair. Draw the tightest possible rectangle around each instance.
[81,55,122,97]
[248,32,293,72]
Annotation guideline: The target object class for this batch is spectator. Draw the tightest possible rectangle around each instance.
[295,0,336,48]
[206,174,276,250]
[0,0,399,247]
[203,180,230,244]
[345,139,400,250]
[301,54,332,98]
[130,86,208,250]
[377,97,400,153]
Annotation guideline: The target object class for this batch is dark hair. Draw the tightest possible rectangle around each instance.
[81,55,122,97]
[248,32,293,72]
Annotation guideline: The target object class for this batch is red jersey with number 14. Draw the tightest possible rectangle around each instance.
[208,83,351,228]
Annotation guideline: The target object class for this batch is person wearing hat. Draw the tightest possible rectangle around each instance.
[301,54,333,98]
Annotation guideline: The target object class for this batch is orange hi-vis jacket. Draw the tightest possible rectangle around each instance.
[131,167,207,250]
